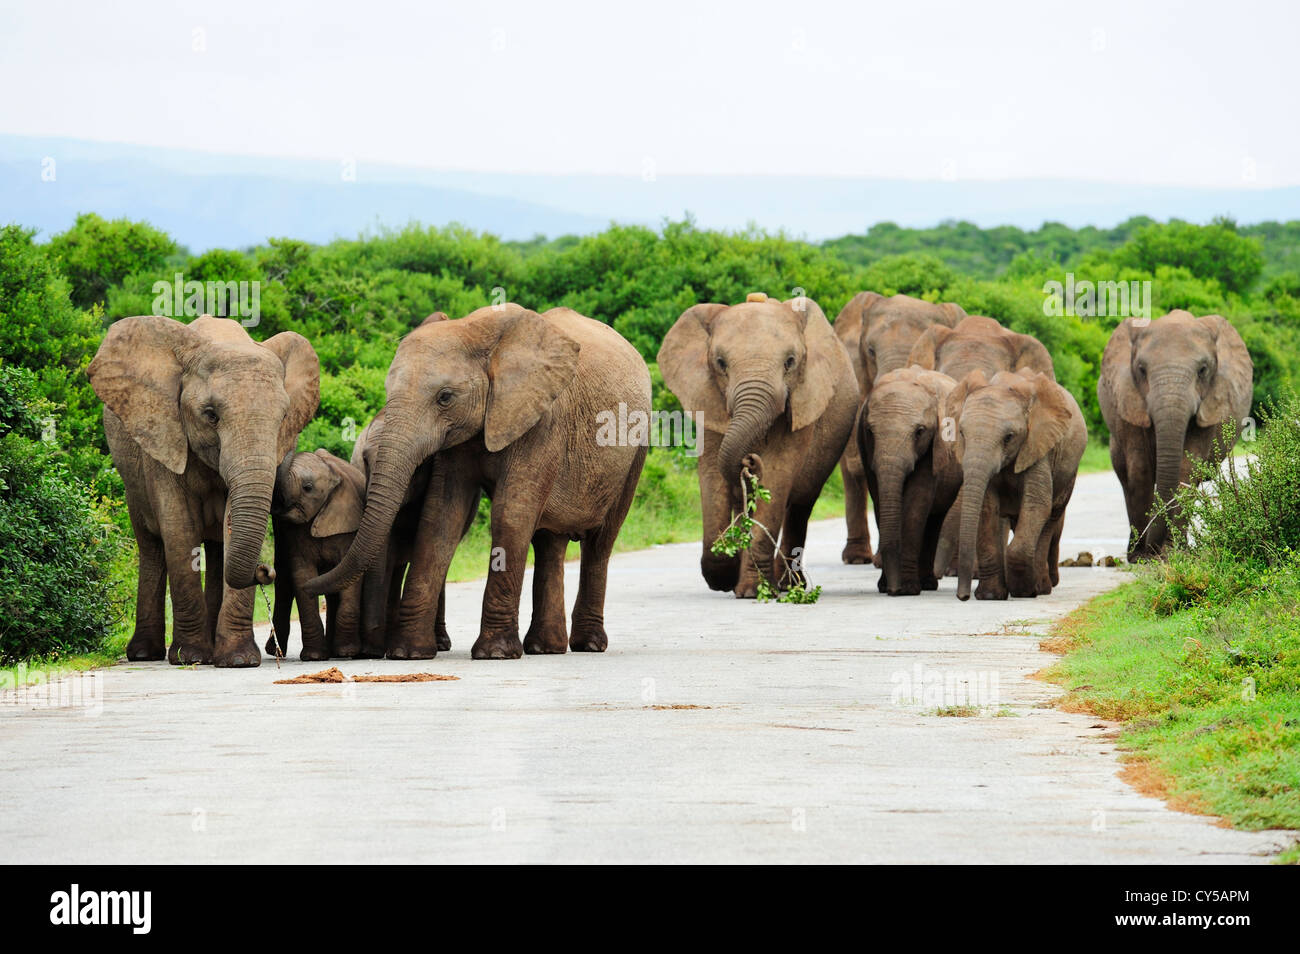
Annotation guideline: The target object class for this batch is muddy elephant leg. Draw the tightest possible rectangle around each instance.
[1048,512,1064,587]
[474,475,547,660]
[933,489,961,580]
[292,560,327,661]
[1036,511,1065,595]
[698,444,741,591]
[1116,438,1156,560]
[162,516,211,665]
[571,448,644,652]
[212,579,262,667]
[841,455,874,564]
[126,524,168,661]
[894,474,935,596]
[392,474,479,660]
[1006,463,1052,598]
[333,583,362,659]
[779,495,815,589]
[523,530,569,655]
[973,494,1008,601]
[735,481,789,599]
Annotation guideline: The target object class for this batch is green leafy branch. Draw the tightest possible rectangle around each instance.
[710,465,822,604]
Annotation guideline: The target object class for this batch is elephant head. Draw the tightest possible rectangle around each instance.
[909,314,1055,384]
[306,303,581,595]
[658,293,840,488]
[1099,311,1252,546]
[273,450,365,538]
[87,315,319,588]
[858,366,956,593]
[944,369,1074,601]
[839,292,965,392]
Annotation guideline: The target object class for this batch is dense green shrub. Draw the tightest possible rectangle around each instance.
[0,365,128,663]
[47,212,179,309]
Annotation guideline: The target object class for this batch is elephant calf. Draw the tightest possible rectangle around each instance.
[940,369,1087,601]
[858,366,961,595]
[659,293,859,598]
[1098,311,1253,559]
[268,450,366,660]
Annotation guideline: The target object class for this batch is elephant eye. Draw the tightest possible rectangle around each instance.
[437,388,455,407]
[1197,362,1209,378]
[914,424,926,437]
[1136,362,1147,378]
[1003,432,1015,445]
[867,347,876,359]
[201,406,219,425]
[784,354,796,372]
[715,356,728,373]
[302,481,313,492]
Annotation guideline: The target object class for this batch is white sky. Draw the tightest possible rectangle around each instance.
[1,0,1296,186]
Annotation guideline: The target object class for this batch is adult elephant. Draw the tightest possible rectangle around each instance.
[857,366,961,595]
[942,369,1087,601]
[908,313,1055,383]
[833,292,965,564]
[1098,311,1252,559]
[88,315,319,667]
[659,293,858,598]
[306,304,650,661]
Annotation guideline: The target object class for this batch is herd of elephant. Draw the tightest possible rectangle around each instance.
[86,291,1253,668]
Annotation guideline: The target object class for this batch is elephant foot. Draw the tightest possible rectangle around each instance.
[168,639,212,666]
[213,638,262,668]
[387,641,438,660]
[435,628,451,653]
[888,580,922,596]
[471,630,523,660]
[974,581,1008,601]
[733,580,759,599]
[126,634,166,661]
[262,634,287,657]
[523,622,568,655]
[300,645,332,662]
[877,573,889,593]
[841,540,874,564]
[702,553,741,592]
[569,622,608,653]
[331,641,363,659]
[920,574,939,591]
[359,628,386,658]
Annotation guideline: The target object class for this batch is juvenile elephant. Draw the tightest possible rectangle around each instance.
[87,315,319,667]
[857,366,961,595]
[908,313,1055,383]
[268,450,366,660]
[1098,311,1253,559]
[833,292,965,564]
[941,369,1087,601]
[306,304,650,661]
[659,293,858,598]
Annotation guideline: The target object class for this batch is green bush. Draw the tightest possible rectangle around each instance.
[47,212,179,309]
[0,365,128,663]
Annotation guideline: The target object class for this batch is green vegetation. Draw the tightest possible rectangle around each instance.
[4,212,1300,665]
[1045,395,1300,856]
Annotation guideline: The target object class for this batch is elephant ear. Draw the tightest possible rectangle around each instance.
[483,309,581,452]
[1099,318,1151,428]
[311,452,365,539]
[86,315,196,474]
[907,324,951,371]
[833,292,879,393]
[941,370,987,464]
[1197,315,1254,428]
[786,297,844,431]
[658,303,729,433]
[938,302,966,327]
[1011,332,1056,381]
[1016,374,1072,473]
[262,332,321,460]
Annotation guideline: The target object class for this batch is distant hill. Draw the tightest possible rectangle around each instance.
[4,134,1299,251]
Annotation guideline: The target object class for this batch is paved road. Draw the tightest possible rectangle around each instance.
[1,470,1292,863]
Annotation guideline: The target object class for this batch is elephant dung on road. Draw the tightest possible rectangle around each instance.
[833,292,966,565]
[1098,311,1253,559]
[87,315,319,667]
[267,449,366,661]
[939,369,1087,601]
[857,366,962,595]
[306,304,650,661]
[659,292,859,598]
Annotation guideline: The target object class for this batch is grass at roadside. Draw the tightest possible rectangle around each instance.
[1078,437,1111,474]
[1043,556,1300,860]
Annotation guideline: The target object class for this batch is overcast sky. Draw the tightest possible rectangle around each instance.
[1,0,1295,186]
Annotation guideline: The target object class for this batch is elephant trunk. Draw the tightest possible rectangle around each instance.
[877,345,915,378]
[955,458,994,601]
[1148,373,1196,551]
[306,404,429,595]
[223,458,277,589]
[718,381,781,488]
[873,463,908,594]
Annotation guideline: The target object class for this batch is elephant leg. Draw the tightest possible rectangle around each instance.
[393,475,479,659]
[474,478,545,661]
[293,560,327,661]
[919,510,945,591]
[973,494,1008,601]
[1116,438,1156,560]
[203,539,224,649]
[127,526,168,661]
[523,530,569,655]
[894,474,934,596]
[334,583,363,659]
[1006,463,1052,598]
[267,524,293,657]
[698,445,741,591]
[161,516,211,665]
[571,448,645,652]
[735,481,789,599]
[1036,511,1065,595]
[324,593,339,658]
[434,587,451,653]
[778,495,815,589]
[212,579,262,667]
[933,489,962,580]
[841,456,874,564]
[1048,512,1064,587]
